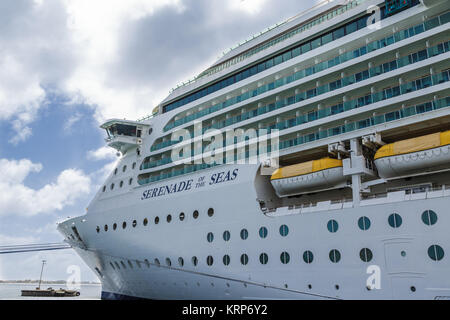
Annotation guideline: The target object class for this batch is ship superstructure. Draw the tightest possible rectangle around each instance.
[59,0,450,299]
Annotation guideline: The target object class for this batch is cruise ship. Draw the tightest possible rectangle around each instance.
[58,0,450,299]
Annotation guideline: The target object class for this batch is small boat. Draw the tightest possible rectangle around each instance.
[271,157,346,197]
[21,288,80,297]
[374,130,450,179]
[21,260,80,297]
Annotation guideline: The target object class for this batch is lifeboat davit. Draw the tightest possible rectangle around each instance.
[270,158,346,197]
[374,130,450,179]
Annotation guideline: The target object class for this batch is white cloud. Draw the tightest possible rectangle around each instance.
[0,159,91,217]
[0,0,310,144]
[86,146,117,161]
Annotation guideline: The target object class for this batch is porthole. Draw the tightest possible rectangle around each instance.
[110,183,115,190]
[240,229,249,240]
[119,181,123,188]
[114,262,120,270]
[388,213,402,228]
[421,210,438,226]
[207,232,214,243]
[114,168,118,175]
[428,245,445,261]
[154,258,160,266]
[280,252,290,264]
[155,216,159,224]
[132,220,137,228]
[132,162,136,170]
[179,212,185,221]
[122,165,127,172]
[240,254,249,265]
[223,231,231,241]
[303,250,314,264]
[102,186,106,192]
[143,218,148,226]
[96,226,100,233]
[167,215,172,223]
[207,208,214,217]
[335,285,340,290]
[122,222,126,229]
[104,225,108,232]
[120,261,126,269]
[127,260,133,269]
[327,219,339,233]
[259,253,268,265]
[279,224,289,237]
[206,255,214,266]
[166,258,171,267]
[360,248,373,262]
[148,128,153,135]
[178,257,184,267]
[410,286,416,292]
[192,256,198,266]
[358,216,371,231]
[193,210,199,219]
[223,255,230,266]
[329,249,341,263]
[128,178,133,185]
[113,223,117,230]
[259,227,268,238]
[308,284,312,289]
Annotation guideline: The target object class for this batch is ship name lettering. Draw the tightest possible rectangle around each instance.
[209,168,239,185]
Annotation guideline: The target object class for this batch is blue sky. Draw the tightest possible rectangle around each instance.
[0,0,313,282]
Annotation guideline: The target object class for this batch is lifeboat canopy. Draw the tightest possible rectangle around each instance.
[271,157,347,197]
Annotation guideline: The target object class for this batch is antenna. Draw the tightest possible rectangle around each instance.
[38,260,46,290]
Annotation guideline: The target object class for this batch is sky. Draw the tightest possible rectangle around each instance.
[0,0,315,282]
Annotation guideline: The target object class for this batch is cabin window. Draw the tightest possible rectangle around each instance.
[360,248,373,262]
[207,208,214,217]
[358,216,371,230]
[192,256,198,266]
[223,255,230,266]
[119,181,123,188]
[143,218,148,226]
[303,251,314,264]
[178,257,184,267]
[421,210,438,226]
[193,210,199,219]
[132,220,137,228]
[240,254,249,265]
[428,245,444,261]
[167,215,172,223]
[96,226,100,233]
[110,183,115,190]
[327,220,339,233]
[280,252,290,264]
[104,225,108,232]
[207,232,214,243]
[279,225,289,237]
[206,256,214,266]
[155,217,159,224]
[154,258,160,266]
[259,227,268,238]
[388,213,402,228]
[122,165,127,172]
[329,249,341,263]
[223,231,231,241]
[113,223,117,230]
[102,186,106,192]
[240,229,249,240]
[166,258,171,267]
[259,253,268,265]
[129,178,133,185]
[179,212,185,221]
[122,222,127,229]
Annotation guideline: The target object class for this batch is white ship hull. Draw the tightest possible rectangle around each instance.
[59,164,450,300]
[57,0,450,299]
